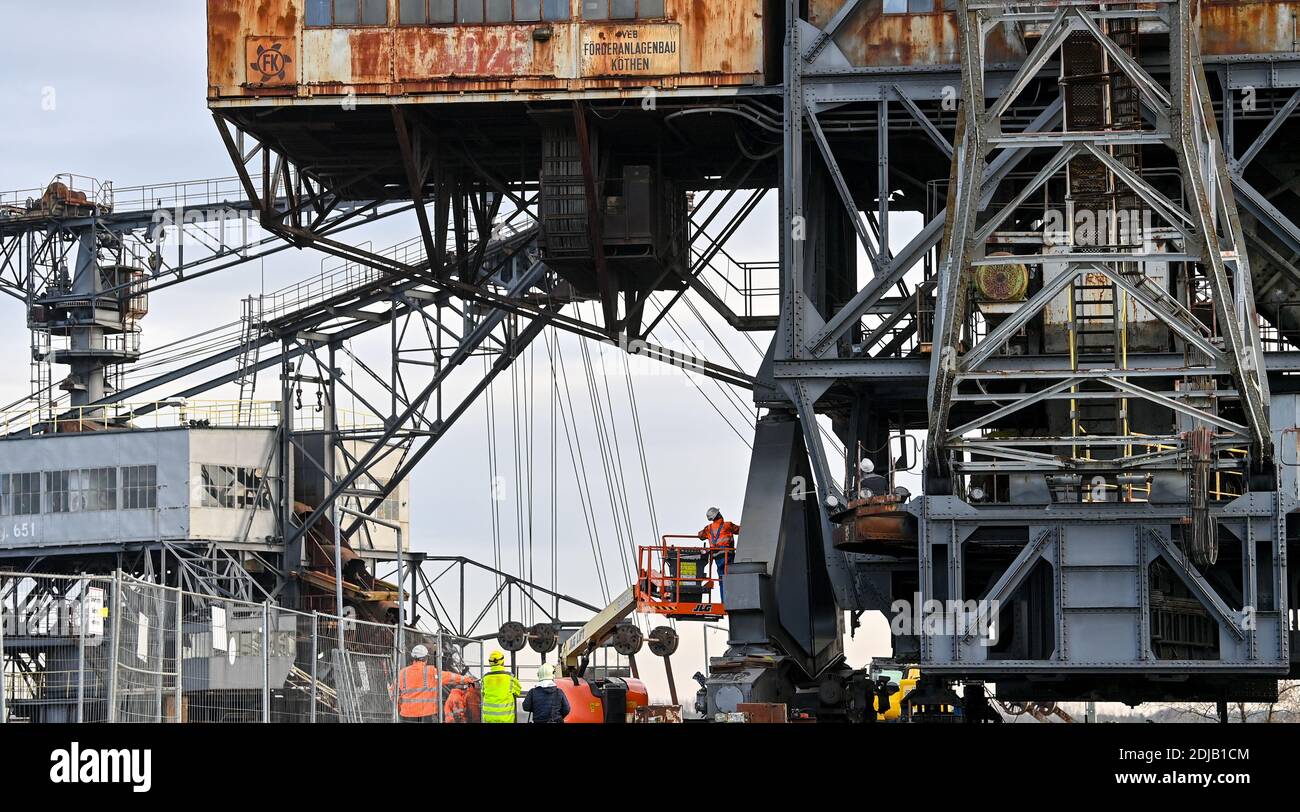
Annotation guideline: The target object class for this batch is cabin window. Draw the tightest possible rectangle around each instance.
[122,465,158,511]
[199,465,271,510]
[883,0,942,12]
[459,0,485,22]
[306,0,389,26]
[43,468,116,513]
[77,468,118,512]
[583,0,666,19]
[515,0,541,20]
[401,0,570,24]
[0,472,41,516]
[44,470,71,513]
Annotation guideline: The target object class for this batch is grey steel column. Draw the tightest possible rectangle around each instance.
[878,97,890,255]
[107,571,121,722]
[310,613,319,724]
[395,525,405,707]
[262,602,271,723]
[391,626,399,724]
[328,342,345,643]
[173,586,183,723]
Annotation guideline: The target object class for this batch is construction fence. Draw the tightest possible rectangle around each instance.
[0,572,487,724]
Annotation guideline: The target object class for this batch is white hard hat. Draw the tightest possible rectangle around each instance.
[411,644,429,659]
[859,458,876,474]
[537,663,556,681]
[706,507,721,520]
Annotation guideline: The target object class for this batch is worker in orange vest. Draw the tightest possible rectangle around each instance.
[444,682,470,723]
[698,507,740,603]
[393,644,475,722]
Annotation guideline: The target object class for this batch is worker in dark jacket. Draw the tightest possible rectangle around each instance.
[522,663,570,723]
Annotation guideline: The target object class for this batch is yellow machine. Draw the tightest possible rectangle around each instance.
[869,665,920,722]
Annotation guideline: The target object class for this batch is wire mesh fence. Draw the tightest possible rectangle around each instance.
[0,573,113,723]
[0,572,492,724]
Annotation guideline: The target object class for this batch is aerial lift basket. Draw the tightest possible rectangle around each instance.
[635,535,726,620]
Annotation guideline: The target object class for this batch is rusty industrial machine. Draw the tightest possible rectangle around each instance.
[12,0,1300,724]
[196,0,1300,721]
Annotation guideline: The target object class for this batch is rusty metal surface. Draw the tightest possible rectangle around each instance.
[806,0,1300,68]
[209,1,1300,101]
[1201,0,1300,57]
[208,0,766,100]
[832,494,917,554]
[808,0,1026,67]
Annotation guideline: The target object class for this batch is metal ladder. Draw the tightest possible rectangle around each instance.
[234,295,264,426]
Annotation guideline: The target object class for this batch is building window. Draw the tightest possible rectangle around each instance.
[74,468,117,512]
[44,468,116,513]
[341,485,403,525]
[1,473,40,516]
[401,0,569,23]
[883,0,939,12]
[377,493,403,522]
[307,0,389,26]
[200,465,271,510]
[122,465,158,510]
[45,470,71,514]
[583,0,665,19]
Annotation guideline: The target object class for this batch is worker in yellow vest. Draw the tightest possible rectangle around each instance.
[481,650,523,724]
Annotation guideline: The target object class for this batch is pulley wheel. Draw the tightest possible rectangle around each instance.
[610,622,644,656]
[497,621,527,652]
[647,626,679,657]
[1001,701,1028,717]
[528,622,559,654]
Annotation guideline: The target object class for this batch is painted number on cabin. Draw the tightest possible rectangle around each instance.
[581,25,681,78]
[1,521,39,544]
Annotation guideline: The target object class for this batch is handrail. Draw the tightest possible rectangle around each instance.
[636,538,728,610]
[0,400,385,436]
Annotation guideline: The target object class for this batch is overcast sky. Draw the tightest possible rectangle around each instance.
[0,1,917,704]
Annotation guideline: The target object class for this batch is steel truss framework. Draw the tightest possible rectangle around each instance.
[719,0,1300,708]
[928,0,1271,478]
[2,109,760,612]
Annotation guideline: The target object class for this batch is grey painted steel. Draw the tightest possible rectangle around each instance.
[261,602,270,723]
[107,571,120,722]
[173,585,183,722]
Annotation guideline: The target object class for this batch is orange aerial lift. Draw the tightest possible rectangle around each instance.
[634,535,729,620]
[538,534,728,721]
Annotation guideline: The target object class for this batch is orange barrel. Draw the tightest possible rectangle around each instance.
[556,677,650,724]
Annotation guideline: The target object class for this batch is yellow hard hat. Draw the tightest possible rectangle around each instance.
[489,650,506,665]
